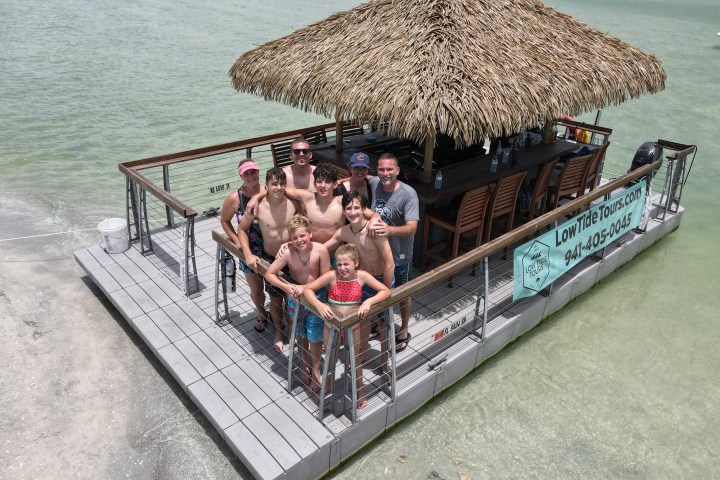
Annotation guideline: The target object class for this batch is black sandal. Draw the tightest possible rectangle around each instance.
[254,311,269,333]
[395,331,412,352]
[369,323,381,339]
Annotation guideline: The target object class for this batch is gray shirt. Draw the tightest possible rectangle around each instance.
[369,177,420,266]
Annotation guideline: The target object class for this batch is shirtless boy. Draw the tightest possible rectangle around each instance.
[265,215,331,393]
[325,190,395,362]
[237,168,301,352]
[283,137,316,191]
[251,163,378,255]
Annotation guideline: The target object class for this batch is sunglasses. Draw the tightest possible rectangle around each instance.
[292,148,310,155]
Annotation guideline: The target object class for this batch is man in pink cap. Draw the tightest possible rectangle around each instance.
[220,159,269,333]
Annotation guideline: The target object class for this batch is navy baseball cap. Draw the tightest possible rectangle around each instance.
[349,152,370,168]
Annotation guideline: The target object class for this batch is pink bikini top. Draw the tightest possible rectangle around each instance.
[328,279,362,305]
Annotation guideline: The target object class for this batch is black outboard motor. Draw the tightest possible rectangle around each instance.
[629,141,663,172]
[627,141,663,185]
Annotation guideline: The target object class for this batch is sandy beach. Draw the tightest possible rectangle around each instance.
[0,196,250,479]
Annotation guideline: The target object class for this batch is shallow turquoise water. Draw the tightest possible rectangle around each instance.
[1,0,718,477]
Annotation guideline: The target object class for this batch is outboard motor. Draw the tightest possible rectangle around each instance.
[629,141,663,173]
[627,141,663,186]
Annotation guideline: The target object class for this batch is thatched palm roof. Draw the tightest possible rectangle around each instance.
[229,0,665,148]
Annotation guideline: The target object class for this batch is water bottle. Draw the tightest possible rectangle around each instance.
[490,156,498,173]
[224,257,236,293]
[434,170,443,190]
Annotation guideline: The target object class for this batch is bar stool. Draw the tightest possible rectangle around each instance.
[545,153,594,212]
[483,170,527,243]
[583,141,610,193]
[421,185,492,287]
[526,158,560,221]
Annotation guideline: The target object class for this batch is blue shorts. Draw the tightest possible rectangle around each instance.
[238,260,254,275]
[394,263,412,287]
[361,275,394,301]
[287,288,326,344]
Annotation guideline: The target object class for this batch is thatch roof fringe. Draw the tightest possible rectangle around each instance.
[230,0,665,147]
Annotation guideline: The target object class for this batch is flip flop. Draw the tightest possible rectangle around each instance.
[254,311,269,333]
[395,331,412,352]
[368,323,381,339]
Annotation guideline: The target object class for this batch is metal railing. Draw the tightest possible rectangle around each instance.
[211,157,686,424]
[118,122,343,295]
[119,122,693,423]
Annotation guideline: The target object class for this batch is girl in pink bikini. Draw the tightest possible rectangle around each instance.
[303,244,390,408]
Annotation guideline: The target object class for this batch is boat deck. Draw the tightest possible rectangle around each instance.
[74,192,683,480]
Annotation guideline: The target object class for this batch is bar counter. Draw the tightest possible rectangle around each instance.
[313,134,584,205]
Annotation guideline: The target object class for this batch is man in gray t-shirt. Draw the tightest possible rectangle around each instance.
[369,153,419,352]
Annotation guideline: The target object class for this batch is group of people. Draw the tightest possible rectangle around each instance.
[220,137,419,406]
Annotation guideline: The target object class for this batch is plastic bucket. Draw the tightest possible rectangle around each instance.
[98,218,129,254]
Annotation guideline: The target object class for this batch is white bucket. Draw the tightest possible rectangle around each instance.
[98,218,129,254]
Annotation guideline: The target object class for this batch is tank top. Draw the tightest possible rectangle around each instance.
[328,278,363,305]
[235,188,263,256]
[333,179,373,205]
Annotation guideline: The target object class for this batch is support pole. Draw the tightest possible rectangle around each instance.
[422,130,435,184]
[335,118,343,152]
[542,120,555,144]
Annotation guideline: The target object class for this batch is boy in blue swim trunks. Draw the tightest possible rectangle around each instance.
[265,215,331,394]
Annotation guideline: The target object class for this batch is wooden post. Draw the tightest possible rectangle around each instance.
[422,130,435,184]
[542,120,555,144]
[335,118,343,151]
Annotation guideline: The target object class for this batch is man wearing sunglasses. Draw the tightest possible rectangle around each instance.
[283,138,316,191]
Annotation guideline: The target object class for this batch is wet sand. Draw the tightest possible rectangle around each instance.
[0,196,251,479]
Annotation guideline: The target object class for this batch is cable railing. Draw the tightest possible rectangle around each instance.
[210,157,688,424]
[118,122,341,295]
[118,121,694,424]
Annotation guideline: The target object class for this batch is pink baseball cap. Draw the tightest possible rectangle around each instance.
[238,161,259,176]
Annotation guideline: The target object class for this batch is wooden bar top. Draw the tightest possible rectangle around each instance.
[407,139,584,204]
[314,136,585,205]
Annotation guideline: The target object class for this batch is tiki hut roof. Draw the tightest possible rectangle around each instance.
[229,0,665,147]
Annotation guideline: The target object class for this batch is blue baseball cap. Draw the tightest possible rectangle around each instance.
[349,152,370,168]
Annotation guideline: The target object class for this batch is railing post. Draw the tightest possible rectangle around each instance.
[126,177,139,242]
[318,328,339,420]
[347,325,358,423]
[481,256,489,341]
[472,256,486,339]
[286,304,301,393]
[387,306,397,401]
[215,245,230,323]
[162,165,175,228]
[135,185,153,254]
[181,218,199,296]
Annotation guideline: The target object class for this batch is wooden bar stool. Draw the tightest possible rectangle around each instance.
[545,153,594,212]
[483,170,527,243]
[583,141,610,193]
[526,157,560,221]
[421,185,492,286]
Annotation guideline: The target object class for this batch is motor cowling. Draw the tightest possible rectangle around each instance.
[629,141,663,172]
